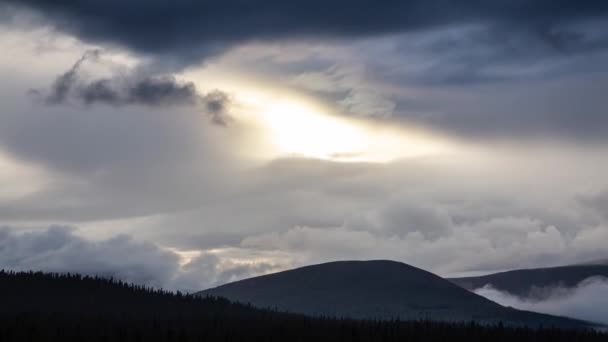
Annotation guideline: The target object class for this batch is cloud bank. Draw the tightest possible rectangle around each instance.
[0,226,274,292]
[4,0,608,66]
[475,278,608,325]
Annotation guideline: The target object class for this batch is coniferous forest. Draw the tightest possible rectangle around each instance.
[1,271,607,342]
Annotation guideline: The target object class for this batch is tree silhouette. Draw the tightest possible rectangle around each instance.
[0,270,605,342]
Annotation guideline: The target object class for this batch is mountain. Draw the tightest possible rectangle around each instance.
[449,264,608,299]
[3,270,606,342]
[198,260,592,327]
[577,259,608,266]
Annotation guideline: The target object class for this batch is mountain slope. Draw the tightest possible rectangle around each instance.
[198,260,591,327]
[449,264,608,299]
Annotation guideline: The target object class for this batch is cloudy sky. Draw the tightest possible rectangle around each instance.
[1,1,608,292]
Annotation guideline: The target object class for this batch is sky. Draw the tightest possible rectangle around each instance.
[1,1,608,293]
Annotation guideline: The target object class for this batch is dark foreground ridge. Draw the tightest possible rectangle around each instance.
[1,270,607,342]
[449,263,608,299]
[198,260,594,327]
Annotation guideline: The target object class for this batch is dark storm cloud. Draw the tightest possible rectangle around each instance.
[41,51,232,124]
[381,22,608,87]
[76,76,199,107]
[3,0,608,66]
[202,91,232,126]
[46,49,101,104]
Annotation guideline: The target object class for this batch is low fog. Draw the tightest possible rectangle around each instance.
[475,278,608,325]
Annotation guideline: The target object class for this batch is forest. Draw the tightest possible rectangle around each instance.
[1,270,606,342]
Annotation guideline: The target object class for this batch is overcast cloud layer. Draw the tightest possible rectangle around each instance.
[1,0,608,326]
[4,1,608,63]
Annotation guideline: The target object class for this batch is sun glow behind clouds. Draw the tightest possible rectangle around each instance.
[185,70,451,162]
[185,67,452,163]
[248,98,451,162]
[262,102,368,161]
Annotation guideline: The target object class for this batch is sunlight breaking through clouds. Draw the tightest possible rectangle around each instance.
[235,93,453,163]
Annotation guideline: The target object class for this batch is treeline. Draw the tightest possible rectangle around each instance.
[0,271,606,342]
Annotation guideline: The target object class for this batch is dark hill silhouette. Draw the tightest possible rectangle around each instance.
[449,264,608,299]
[198,260,592,327]
[577,259,608,266]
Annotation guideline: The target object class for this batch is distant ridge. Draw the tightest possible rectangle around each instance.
[198,260,592,327]
[449,264,608,299]
[576,258,608,266]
